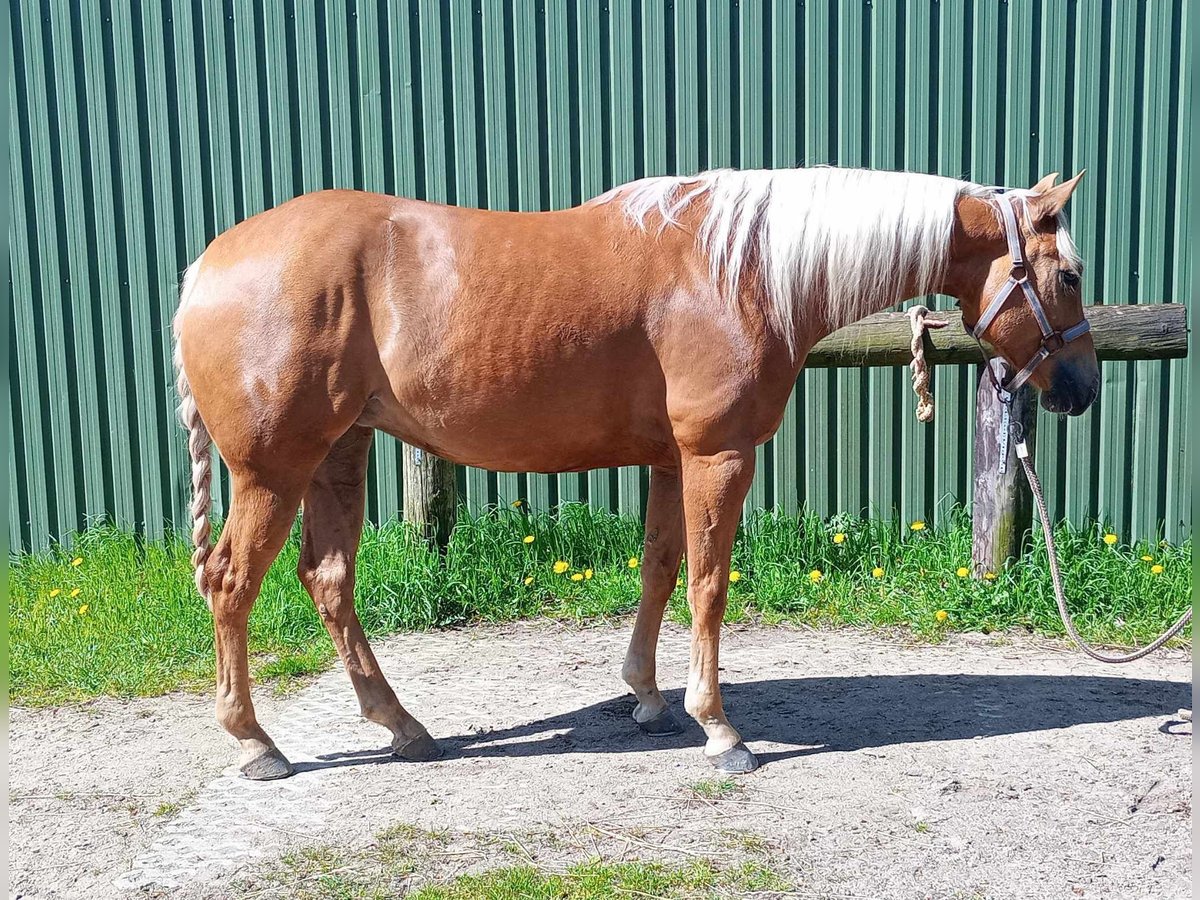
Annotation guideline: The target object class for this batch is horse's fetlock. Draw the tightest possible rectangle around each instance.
[684,688,716,721]
[215,693,248,733]
[359,699,399,728]
[620,660,644,690]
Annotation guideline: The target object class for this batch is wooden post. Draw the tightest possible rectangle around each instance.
[403,444,457,550]
[972,359,1038,576]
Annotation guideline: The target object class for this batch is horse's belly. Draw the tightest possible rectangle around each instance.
[367,405,674,472]
[364,353,676,472]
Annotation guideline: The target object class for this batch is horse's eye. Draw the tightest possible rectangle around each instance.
[1059,270,1081,289]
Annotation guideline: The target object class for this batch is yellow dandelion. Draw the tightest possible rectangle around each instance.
[935,609,949,623]
[77,604,89,616]
[832,532,846,545]
[1103,533,1118,546]
[1151,564,1164,575]
[523,576,534,586]
[729,570,742,582]
[522,535,535,544]
[910,520,926,532]
[69,588,81,598]
[570,572,584,582]
[871,566,884,579]
[49,588,62,598]
[71,557,83,567]
[956,566,970,578]
[809,569,823,583]
[628,556,639,569]
[983,571,997,581]
[511,499,523,508]
[676,577,684,587]
[584,568,593,580]
[553,560,569,574]
[1140,555,1153,562]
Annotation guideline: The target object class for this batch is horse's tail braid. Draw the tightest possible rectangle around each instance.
[175,359,213,606]
[174,260,213,607]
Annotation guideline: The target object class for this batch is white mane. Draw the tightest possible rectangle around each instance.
[594,166,1080,355]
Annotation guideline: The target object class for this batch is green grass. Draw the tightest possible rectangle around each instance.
[685,778,742,801]
[238,818,791,898]
[408,859,789,900]
[8,503,1190,706]
[245,827,788,900]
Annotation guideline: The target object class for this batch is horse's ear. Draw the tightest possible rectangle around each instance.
[1030,170,1085,221]
[1030,172,1060,194]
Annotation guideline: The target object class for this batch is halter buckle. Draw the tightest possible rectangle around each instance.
[1041,331,1066,354]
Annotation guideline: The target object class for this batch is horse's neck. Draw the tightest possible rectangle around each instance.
[794,266,941,352]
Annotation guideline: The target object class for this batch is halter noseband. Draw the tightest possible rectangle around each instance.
[969,191,1090,399]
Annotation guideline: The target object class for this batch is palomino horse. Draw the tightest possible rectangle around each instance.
[174,166,1097,779]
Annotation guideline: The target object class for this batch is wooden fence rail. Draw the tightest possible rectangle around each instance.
[806,303,1188,367]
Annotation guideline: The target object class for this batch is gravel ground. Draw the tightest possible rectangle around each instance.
[8,622,1192,899]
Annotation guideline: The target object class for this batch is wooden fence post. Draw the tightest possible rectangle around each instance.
[403,445,457,550]
[972,359,1038,576]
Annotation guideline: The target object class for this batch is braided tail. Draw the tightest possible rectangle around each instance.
[174,259,213,607]
[175,360,213,606]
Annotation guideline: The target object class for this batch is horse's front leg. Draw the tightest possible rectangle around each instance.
[622,464,686,734]
[680,446,759,773]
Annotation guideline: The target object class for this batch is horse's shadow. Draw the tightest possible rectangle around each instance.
[299,673,1190,772]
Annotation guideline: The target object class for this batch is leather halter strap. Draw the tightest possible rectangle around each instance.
[969,192,1090,396]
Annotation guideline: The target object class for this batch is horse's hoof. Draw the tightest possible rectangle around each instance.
[394,731,442,761]
[240,747,295,781]
[706,742,759,774]
[637,707,684,736]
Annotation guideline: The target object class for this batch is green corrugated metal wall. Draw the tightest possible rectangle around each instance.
[7,0,1192,552]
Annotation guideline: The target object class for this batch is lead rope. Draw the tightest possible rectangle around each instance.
[907,313,1191,662]
[1016,441,1192,663]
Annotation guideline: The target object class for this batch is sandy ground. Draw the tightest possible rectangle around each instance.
[8,622,1193,899]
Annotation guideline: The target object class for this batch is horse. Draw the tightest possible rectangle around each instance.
[173,165,1097,779]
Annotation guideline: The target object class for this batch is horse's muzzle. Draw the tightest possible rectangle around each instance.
[1040,361,1099,416]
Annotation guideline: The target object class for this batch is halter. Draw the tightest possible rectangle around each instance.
[969,191,1091,401]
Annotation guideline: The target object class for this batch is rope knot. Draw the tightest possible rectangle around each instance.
[908,305,948,423]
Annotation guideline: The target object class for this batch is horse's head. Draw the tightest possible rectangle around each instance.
[952,172,1098,416]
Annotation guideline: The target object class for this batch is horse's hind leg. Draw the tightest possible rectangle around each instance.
[297,426,440,761]
[622,464,686,735]
[209,469,314,780]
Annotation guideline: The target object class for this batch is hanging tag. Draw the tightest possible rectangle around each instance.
[998,401,1011,474]
[1015,440,1029,459]
[413,447,424,466]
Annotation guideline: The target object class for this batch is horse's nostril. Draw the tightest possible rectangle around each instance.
[1043,364,1098,416]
